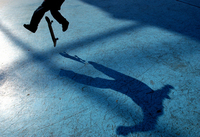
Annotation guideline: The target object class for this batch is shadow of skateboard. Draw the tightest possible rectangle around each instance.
[45,16,58,47]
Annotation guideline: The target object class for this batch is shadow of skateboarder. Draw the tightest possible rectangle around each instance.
[59,53,174,136]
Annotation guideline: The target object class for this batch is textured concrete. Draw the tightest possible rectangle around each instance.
[0,0,199,136]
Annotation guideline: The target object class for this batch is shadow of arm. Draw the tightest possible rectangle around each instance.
[89,61,129,80]
[59,69,112,88]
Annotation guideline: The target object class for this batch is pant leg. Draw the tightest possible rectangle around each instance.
[30,2,49,27]
[50,10,67,24]
[54,0,65,10]
[49,0,66,24]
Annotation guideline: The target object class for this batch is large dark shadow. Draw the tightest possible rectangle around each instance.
[59,53,174,136]
[80,0,200,40]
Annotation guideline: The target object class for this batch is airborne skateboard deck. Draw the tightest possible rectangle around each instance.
[45,16,58,47]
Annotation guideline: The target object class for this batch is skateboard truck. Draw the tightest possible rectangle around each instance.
[45,16,59,47]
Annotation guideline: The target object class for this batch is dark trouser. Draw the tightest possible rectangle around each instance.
[30,0,67,27]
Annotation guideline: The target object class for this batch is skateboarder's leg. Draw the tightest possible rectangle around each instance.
[30,6,49,28]
[50,10,69,32]
[24,2,49,33]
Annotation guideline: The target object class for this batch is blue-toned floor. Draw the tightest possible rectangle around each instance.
[0,0,199,136]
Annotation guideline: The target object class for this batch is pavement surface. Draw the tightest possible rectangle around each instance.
[0,0,199,136]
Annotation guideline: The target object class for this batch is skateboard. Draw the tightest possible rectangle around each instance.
[45,16,58,47]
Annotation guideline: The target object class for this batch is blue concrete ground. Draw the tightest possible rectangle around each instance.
[0,0,199,136]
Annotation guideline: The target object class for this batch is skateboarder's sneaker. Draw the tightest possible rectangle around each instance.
[62,21,69,32]
[23,24,37,33]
